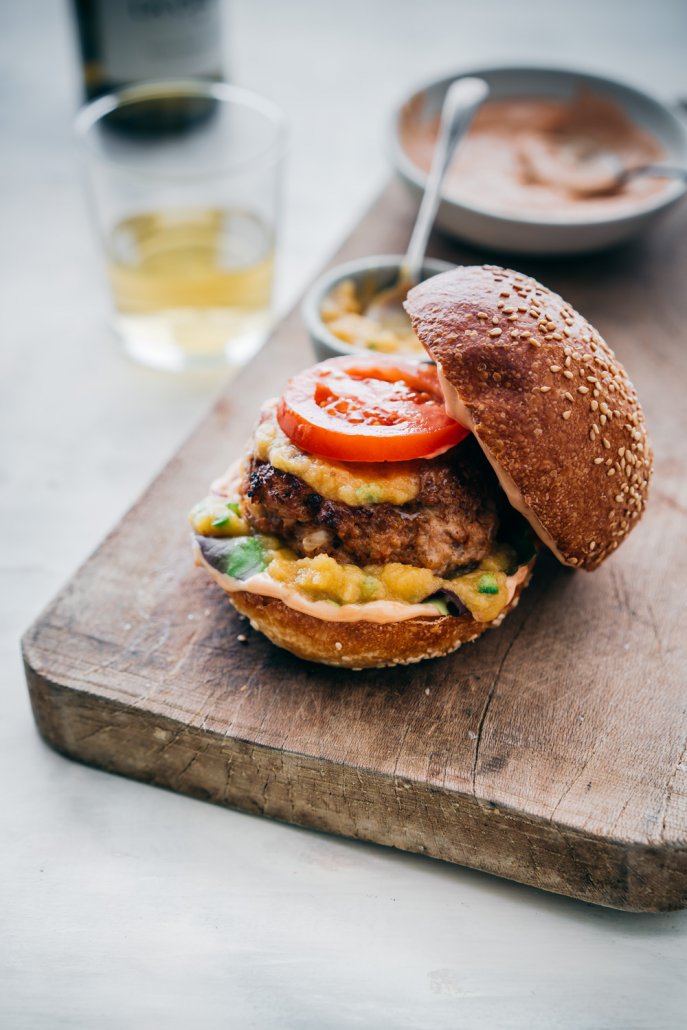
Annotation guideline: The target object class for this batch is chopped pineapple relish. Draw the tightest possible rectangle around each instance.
[189,496,249,537]
[190,493,532,623]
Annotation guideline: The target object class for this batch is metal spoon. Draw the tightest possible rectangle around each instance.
[518,132,687,199]
[585,160,687,197]
[365,76,489,332]
[539,148,687,199]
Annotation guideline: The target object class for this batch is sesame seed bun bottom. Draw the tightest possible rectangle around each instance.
[226,563,534,669]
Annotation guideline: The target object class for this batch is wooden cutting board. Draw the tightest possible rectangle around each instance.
[23,181,687,911]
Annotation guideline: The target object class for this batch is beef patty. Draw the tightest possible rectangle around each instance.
[241,437,500,575]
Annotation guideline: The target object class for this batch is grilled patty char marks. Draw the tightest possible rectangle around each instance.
[241,437,500,575]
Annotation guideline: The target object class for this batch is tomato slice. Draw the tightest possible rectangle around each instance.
[276,356,469,462]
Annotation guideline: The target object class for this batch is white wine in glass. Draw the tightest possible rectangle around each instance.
[107,208,275,371]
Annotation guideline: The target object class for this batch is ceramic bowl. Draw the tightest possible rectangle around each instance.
[302,254,454,362]
[389,65,687,255]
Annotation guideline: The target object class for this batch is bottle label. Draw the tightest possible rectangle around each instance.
[98,0,223,82]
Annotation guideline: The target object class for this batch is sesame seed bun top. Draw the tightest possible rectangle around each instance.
[404,265,652,570]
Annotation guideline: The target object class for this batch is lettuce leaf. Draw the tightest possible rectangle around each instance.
[196,535,266,581]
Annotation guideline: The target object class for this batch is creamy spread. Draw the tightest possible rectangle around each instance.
[401,89,669,218]
[253,403,421,506]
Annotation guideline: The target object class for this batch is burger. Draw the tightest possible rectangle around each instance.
[190,265,652,668]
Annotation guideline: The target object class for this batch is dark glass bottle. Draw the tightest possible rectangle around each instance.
[72,0,225,133]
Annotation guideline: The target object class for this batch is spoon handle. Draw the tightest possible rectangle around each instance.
[404,77,489,285]
[623,163,687,184]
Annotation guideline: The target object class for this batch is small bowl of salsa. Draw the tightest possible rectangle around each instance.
[390,66,687,255]
[303,254,453,362]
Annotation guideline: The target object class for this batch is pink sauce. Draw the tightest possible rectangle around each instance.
[401,90,669,218]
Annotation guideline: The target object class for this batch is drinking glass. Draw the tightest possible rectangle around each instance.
[76,80,287,371]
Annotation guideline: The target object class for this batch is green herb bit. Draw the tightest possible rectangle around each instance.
[428,598,449,616]
[225,501,240,514]
[477,573,499,595]
[211,515,230,528]
[225,537,267,580]
[360,575,380,601]
[356,486,381,504]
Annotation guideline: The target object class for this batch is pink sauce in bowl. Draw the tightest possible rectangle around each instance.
[401,89,671,220]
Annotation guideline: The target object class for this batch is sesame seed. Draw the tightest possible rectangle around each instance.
[562,410,572,420]
[594,457,604,464]
[508,314,518,321]
[563,370,574,380]
[589,541,597,550]
[607,468,616,476]
[600,414,607,425]
[477,312,488,320]
[489,327,502,337]
[500,290,510,297]
[564,355,571,367]
[518,305,527,312]
[492,315,500,325]
[529,336,541,347]
[550,364,561,373]
[590,399,599,411]
[603,438,611,449]
[539,385,551,392]
[578,386,589,394]
[503,306,514,314]
[552,333,563,341]
[564,391,574,402]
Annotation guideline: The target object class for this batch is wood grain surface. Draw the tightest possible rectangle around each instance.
[22,180,687,911]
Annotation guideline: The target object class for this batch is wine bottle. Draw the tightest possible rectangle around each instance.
[72,0,226,132]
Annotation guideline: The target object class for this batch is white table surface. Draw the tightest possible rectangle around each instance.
[2,1,686,1026]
